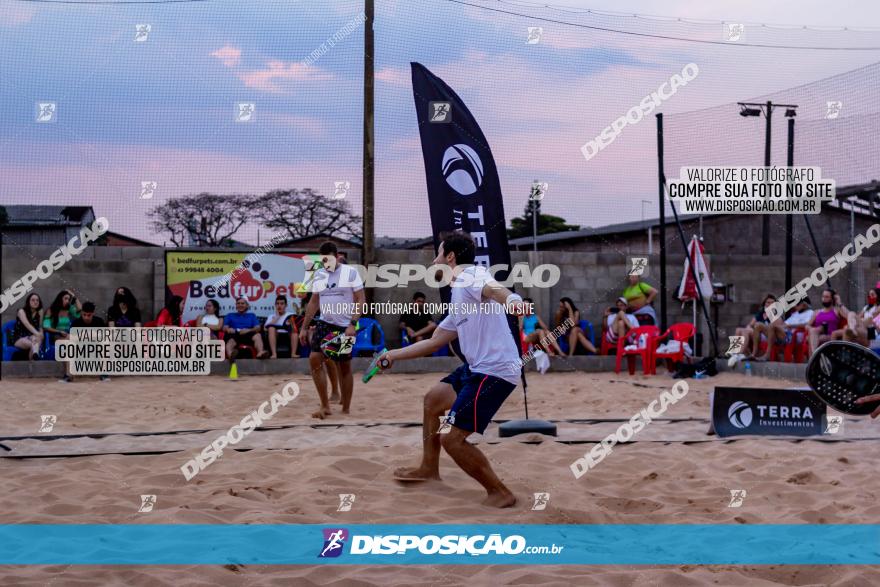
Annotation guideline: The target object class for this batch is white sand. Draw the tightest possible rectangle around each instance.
[1,370,878,585]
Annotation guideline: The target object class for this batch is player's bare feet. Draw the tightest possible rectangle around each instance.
[482,490,516,508]
[311,407,332,419]
[393,466,440,482]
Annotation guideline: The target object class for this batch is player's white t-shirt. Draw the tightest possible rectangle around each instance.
[438,266,521,385]
[313,265,364,327]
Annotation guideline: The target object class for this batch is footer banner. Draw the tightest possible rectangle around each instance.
[1,524,879,564]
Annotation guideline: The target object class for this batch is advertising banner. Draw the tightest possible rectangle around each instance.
[711,386,826,438]
[165,251,320,322]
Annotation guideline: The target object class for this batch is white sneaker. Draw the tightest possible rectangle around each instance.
[727,353,744,368]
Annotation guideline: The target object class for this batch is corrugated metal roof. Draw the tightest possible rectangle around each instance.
[4,205,94,225]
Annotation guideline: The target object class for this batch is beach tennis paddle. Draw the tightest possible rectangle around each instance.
[805,341,880,415]
[362,348,389,383]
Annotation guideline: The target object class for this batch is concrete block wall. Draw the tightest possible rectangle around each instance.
[370,249,880,351]
[1,245,164,325]
[4,244,877,355]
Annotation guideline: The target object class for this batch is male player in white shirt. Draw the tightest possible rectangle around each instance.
[378,232,528,508]
[300,241,365,419]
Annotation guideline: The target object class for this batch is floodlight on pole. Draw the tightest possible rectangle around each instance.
[735,101,798,255]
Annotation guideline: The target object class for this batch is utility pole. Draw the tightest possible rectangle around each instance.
[762,100,772,255]
[362,0,375,270]
[531,181,539,252]
[738,101,797,255]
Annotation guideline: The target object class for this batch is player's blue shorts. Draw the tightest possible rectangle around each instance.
[441,363,517,434]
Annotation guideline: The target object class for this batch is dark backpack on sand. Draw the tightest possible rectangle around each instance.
[673,357,718,379]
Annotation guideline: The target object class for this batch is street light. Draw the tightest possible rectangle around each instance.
[736,101,799,255]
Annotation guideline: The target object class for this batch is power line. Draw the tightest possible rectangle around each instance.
[492,0,880,32]
[11,0,214,4]
[444,0,880,50]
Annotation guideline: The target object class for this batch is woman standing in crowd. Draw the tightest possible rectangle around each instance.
[42,289,81,343]
[195,299,224,339]
[622,273,658,326]
[13,293,44,360]
[108,287,142,328]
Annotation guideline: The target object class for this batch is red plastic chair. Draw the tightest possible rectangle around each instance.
[184,319,197,327]
[653,323,695,374]
[783,326,810,363]
[143,320,158,327]
[599,323,616,356]
[615,326,660,375]
[756,335,786,361]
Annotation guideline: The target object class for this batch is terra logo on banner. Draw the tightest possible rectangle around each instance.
[442,144,484,196]
[711,387,825,437]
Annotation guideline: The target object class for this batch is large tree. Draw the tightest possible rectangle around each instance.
[148,193,252,247]
[508,201,579,239]
[253,188,362,240]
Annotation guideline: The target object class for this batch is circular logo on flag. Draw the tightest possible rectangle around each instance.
[441,144,484,196]
[728,400,753,429]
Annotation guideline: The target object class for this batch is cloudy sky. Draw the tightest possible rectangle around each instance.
[1,0,878,245]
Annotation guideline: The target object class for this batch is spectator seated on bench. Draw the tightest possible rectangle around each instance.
[5,293,44,361]
[807,288,848,357]
[222,297,267,359]
[838,288,880,348]
[263,295,297,359]
[399,292,436,344]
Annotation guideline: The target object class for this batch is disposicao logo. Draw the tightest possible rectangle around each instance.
[330,533,528,556]
[319,528,349,558]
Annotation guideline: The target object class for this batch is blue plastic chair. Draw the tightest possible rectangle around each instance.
[3,320,20,361]
[353,318,385,357]
[580,320,595,349]
[556,319,594,355]
[400,329,411,347]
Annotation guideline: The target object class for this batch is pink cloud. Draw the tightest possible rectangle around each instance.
[0,3,37,27]
[237,60,334,94]
[263,113,325,137]
[376,67,409,86]
[211,47,334,94]
[211,45,242,68]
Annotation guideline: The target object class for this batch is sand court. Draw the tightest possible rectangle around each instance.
[1,370,879,584]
